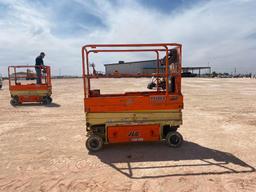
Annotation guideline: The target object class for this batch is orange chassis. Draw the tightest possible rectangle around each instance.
[8,65,52,105]
[82,43,184,151]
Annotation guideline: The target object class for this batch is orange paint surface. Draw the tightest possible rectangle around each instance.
[10,84,50,91]
[84,94,183,112]
[107,124,160,143]
[18,95,43,103]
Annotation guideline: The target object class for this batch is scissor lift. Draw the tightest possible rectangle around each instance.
[8,65,52,105]
[82,43,184,151]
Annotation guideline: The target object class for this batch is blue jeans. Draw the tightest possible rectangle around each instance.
[35,67,42,84]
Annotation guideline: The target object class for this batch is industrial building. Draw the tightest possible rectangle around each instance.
[104,60,211,77]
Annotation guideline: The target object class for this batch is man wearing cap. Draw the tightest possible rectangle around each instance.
[35,52,45,84]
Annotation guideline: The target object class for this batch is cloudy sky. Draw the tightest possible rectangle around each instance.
[0,0,255,76]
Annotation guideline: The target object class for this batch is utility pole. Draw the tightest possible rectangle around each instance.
[59,68,61,77]
[208,62,211,74]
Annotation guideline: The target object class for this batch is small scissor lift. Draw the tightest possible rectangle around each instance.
[8,65,52,105]
[82,43,184,152]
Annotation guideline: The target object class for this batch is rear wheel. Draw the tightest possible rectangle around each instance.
[86,135,103,152]
[42,96,52,105]
[166,131,183,148]
[48,96,53,103]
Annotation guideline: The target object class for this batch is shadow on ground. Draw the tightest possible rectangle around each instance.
[44,103,61,107]
[11,103,61,108]
[92,141,255,179]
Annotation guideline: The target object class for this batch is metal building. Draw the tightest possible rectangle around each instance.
[104,60,158,75]
[104,60,211,76]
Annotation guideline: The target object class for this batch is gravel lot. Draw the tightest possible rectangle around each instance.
[0,78,255,192]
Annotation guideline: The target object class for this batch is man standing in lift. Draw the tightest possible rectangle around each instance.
[35,52,45,84]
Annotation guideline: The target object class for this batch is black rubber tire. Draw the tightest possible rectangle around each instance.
[42,96,52,105]
[161,83,166,90]
[166,131,183,148]
[86,135,103,152]
[48,96,53,103]
[10,96,19,106]
[147,82,155,89]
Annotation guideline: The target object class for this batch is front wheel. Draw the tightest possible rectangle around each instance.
[166,131,183,148]
[86,135,103,152]
[10,96,19,106]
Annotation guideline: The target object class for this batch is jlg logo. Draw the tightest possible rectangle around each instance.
[128,131,139,137]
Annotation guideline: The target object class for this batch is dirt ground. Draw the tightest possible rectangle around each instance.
[0,78,256,192]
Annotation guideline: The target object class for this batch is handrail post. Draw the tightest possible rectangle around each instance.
[155,50,160,92]
[164,46,169,97]
[82,47,86,99]
[86,50,90,97]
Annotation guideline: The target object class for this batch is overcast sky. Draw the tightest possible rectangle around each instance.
[0,0,255,76]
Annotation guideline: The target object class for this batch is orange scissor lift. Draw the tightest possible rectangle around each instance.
[82,43,184,151]
[8,65,52,106]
